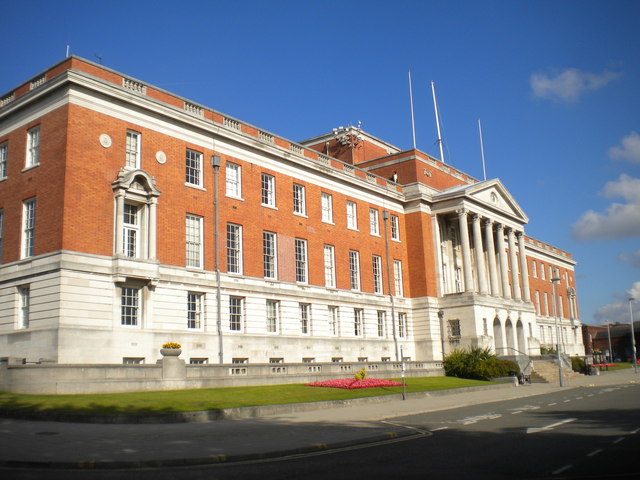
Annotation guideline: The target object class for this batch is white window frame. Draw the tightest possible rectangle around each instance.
[122,203,140,258]
[229,296,243,332]
[187,292,204,329]
[125,130,141,169]
[266,299,279,334]
[0,142,7,179]
[531,260,537,278]
[18,285,30,329]
[377,311,386,337]
[26,126,40,168]
[393,259,403,297]
[226,223,243,274]
[349,250,360,291]
[346,200,358,230]
[369,208,380,236]
[328,306,339,336]
[186,214,203,268]
[22,198,36,258]
[295,238,308,283]
[293,183,306,216]
[261,173,276,207]
[120,286,141,327]
[354,308,363,337]
[0,209,4,262]
[262,231,277,279]
[323,244,336,288]
[398,312,407,338]
[543,292,549,316]
[390,214,400,241]
[225,162,242,198]
[185,148,203,187]
[372,255,383,294]
[541,263,546,280]
[300,303,310,335]
[321,192,333,223]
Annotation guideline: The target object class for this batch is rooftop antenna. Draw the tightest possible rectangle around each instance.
[431,81,445,164]
[408,71,417,150]
[478,118,487,181]
[66,45,70,57]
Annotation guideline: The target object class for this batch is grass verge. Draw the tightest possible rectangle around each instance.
[0,376,493,415]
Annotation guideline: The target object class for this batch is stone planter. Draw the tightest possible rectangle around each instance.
[160,348,182,357]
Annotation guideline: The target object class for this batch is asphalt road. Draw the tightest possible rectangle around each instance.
[4,382,638,480]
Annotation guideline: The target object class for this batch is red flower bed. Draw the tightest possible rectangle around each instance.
[306,378,404,389]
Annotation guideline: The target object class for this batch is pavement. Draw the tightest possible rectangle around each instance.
[0,369,637,469]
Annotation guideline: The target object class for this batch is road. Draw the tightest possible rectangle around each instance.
[3,383,639,480]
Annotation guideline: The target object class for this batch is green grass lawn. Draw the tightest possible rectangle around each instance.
[0,376,492,415]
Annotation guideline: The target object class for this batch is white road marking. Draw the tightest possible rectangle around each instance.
[552,464,573,475]
[512,411,522,415]
[548,402,557,406]
[431,427,449,431]
[613,437,625,444]
[587,449,603,457]
[630,427,640,434]
[587,394,594,397]
[526,418,577,434]
[459,413,502,425]
[576,396,583,400]
[563,400,571,403]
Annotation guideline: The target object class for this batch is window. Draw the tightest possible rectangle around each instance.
[0,142,7,179]
[186,215,203,268]
[539,325,545,343]
[332,357,343,363]
[377,311,386,337]
[125,130,141,168]
[263,231,277,279]
[323,245,336,287]
[261,173,275,207]
[123,357,145,364]
[346,201,357,230]
[300,303,310,334]
[0,209,3,262]
[369,208,380,235]
[393,260,403,297]
[26,126,40,168]
[543,292,549,316]
[349,250,360,290]
[185,149,203,187]
[390,214,400,241]
[187,292,203,329]
[531,260,537,278]
[226,223,243,274]
[321,193,333,223]
[372,255,383,294]
[266,300,279,333]
[22,198,36,258]
[122,203,139,258]
[269,358,284,364]
[225,162,242,198]
[535,291,541,314]
[328,306,338,336]
[448,319,461,339]
[354,308,363,336]
[232,357,248,364]
[293,184,306,215]
[121,286,140,326]
[18,285,30,328]
[398,312,407,338]
[302,357,316,363]
[229,296,243,331]
[295,238,307,283]
[190,358,208,364]
[358,357,368,362]
[541,263,546,280]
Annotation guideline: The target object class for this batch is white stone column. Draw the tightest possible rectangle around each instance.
[484,219,500,296]
[457,209,474,292]
[114,192,125,255]
[507,228,521,301]
[148,198,158,260]
[496,224,510,298]
[517,231,530,302]
[472,214,488,294]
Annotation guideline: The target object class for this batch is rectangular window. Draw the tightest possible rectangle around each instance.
[372,255,383,294]
[295,238,307,283]
[354,308,363,336]
[122,203,139,258]
[0,209,3,262]
[0,142,7,179]
[377,311,386,337]
[393,260,403,297]
[369,208,380,235]
[121,286,140,326]
[225,162,242,198]
[186,215,203,268]
[185,149,203,187]
[390,214,400,241]
[543,292,549,316]
[229,296,243,331]
[541,263,546,280]
[531,260,537,278]
[187,292,203,329]
[125,130,141,168]
[398,313,407,338]
[293,184,306,215]
[328,306,338,336]
[263,231,277,279]
[22,198,36,258]
[26,126,40,168]
[18,285,30,329]
[226,223,243,274]
[266,300,279,333]
[232,357,248,364]
[349,250,360,290]
[261,173,275,207]
[323,244,336,287]
[539,325,545,343]
[535,291,541,314]
[321,193,333,223]
[448,319,460,338]
[300,303,310,334]
[346,201,357,230]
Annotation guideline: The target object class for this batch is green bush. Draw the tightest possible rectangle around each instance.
[444,347,519,381]
[354,367,367,380]
[571,357,586,373]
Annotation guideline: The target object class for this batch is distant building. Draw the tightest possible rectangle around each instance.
[0,57,585,365]
[584,322,639,362]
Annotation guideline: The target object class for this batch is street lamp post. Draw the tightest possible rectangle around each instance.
[606,321,613,364]
[551,275,564,387]
[211,155,223,364]
[629,298,638,374]
[382,211,400,362]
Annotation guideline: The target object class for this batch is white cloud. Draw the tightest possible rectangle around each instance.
[593,281,640,325]
[531,68,621,102]
[619,250,640,269]
[572,174,640,241]
[609,131,640,164]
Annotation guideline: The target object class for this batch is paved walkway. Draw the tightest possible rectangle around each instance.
[1,369,637,469]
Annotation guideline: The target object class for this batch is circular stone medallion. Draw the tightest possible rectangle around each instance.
[99,134,112,148]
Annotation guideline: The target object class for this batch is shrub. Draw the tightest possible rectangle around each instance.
[354,368,367,380]
[571,357,586,373]
[444,347,519,381]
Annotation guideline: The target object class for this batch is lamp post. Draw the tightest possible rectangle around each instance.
[629,298,638,374]
[211,155,223,364]
[382,211,400,362]
[551,275,564,387]
[438,310,446,361]
[606,321,613,364]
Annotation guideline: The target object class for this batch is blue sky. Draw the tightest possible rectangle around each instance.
[2,0,639,325]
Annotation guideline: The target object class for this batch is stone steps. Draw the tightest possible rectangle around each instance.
[530,359,583,384]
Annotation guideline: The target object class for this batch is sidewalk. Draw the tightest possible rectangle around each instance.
[0,369,637,469]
